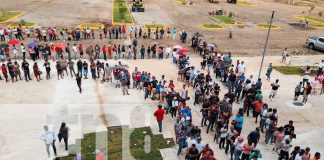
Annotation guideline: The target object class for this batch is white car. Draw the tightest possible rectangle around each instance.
[306,36,324,52]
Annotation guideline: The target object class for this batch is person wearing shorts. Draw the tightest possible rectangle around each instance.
[269,79,280,101]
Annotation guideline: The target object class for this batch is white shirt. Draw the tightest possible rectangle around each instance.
[172,100,179,107]
[40,130,56,144]
[72,46,78,53]
[186,137,197,148]
[0,29,4,35]
[21,45,25,52]
[237,64,245,73]
[12,48,18,54]
[319,61,324,68]
[295,154,302,160]
[196,141,205,152]
[166,47,172,54]
[220,128,228,138]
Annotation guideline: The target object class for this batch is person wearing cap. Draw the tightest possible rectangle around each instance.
[154,105,165,133]
[249,148,262,159]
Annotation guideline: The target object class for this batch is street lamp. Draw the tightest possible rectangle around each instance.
[258,11,275,79]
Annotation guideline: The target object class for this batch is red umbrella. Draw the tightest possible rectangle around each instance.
[178,48,189,53]
[56,42,65,48]
[7,39,20,45]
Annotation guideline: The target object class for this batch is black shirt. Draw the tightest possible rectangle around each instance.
[284,124,294,135]
[22,62,29,71]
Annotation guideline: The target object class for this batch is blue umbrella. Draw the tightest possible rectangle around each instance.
[34,25,42,29]
[27,42,38,47]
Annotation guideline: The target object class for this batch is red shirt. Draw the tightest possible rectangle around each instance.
[252,101,264,113]
[102,46,106,53]
[154,109,165,121]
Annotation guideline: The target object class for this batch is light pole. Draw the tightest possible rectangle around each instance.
[258,11,275,79]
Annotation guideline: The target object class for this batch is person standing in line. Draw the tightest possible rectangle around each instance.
[58,122,70,151]
[65,43,71,60]
[171,28,176,40]
[21,59,32,82]
[77,59,83,78]
[20,43,25,60]
[40,125,57,157]
[76,74,82,93]
[154,104,165,133]
[269,79,280,101]
[43,59,51,80]
[72,44,78,60]
[33,62,41,82]
[68,59,76,78]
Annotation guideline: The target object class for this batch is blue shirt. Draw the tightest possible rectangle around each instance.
[234,116,244,128]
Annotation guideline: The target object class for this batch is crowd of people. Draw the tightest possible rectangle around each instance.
[2,24,321,160]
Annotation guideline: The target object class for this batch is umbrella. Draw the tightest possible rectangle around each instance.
[193,33,204,38]
[34,25,42,29]
[173,45,182,49]
[0,43,9,48]
[56,42,65,48]
[207,43,217,48]
[179,48,189,53]
[107,65,129,72]
[7,39,20,45]
[27,42,38,47]
[123,40,132,46]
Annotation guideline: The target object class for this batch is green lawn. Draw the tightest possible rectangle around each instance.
[299,16,324,23]
[59,127,174,160]
[212,15,238,24]
[144,24,166,29]
[257,24,280,29]
[0,11,23,23]
[8,22,36,29]
[309,23,324,28]
[113,0,133,23]
[202,24,223,28]
[273,66,317,75]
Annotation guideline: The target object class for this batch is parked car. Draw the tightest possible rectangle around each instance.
[306,36,324,52]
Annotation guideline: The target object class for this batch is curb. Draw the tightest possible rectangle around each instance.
[237,1,257,7]
[0,11,24,23]
[211,16,244,27]
[295,15,324,24]
[79,23,104,30]
[143,24,167,30]
[7,22,38,29]
[256,25,280,30]
[309,25,324,29]
[112,0,135,26]
[201,25,224,30]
